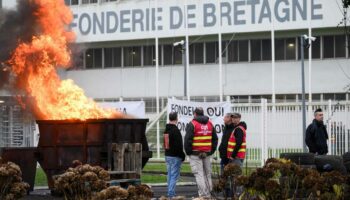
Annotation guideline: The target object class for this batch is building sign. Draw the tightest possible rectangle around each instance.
[167,98,231,138]
[70,0,341,43]
[98,101,145,118]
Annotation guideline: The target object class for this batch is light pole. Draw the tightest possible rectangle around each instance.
[300,34,316,152]
[174,40,186,98]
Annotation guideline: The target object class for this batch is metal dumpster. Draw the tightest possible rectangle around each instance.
[36,118,152,189]
[0,147,37,191]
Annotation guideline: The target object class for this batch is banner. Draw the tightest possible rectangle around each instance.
[167,98,231,138]
[98,101,145,118]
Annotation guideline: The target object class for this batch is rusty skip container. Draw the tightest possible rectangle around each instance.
[36,118,152,188]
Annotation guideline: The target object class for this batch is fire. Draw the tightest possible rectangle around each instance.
[7,0,122,120]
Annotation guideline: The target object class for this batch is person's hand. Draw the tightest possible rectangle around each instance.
[228,157,234,161]
[198,152,207,159]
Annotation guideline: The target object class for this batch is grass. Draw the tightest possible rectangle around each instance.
[141,174,167,183]
[143,162,192,173]
[35,167,48,186]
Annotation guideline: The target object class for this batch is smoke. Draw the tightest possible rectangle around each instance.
[0,0,39,89]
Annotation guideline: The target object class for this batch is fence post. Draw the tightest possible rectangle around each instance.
[346,104,349,153]
[261,98,268,166]
[327,100,332,155]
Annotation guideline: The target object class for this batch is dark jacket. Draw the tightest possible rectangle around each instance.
[218,123,235,160]
[230,122,247,159]
[184,116,218,156]
[164,123,186,161]
[305,119,328,155]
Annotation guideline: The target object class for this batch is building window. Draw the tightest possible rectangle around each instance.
[275,39,285,60]
[231,95,249,103]
[228,41,238,62]
[144,98,157,113]
[312,36,321,59]
[251,40,262,61]
[275,38,296,60]
[163,44,182,65]
[206,42,218,63]
[262,39,272,61]
[335,35,346,58]
[143,45,161,66]
[104,48,121,68]
[189,43,204,64]
[323,36,334,58]
[71,50,84,70]
[322,35,346,58]
[251,39,272,62]
[163,45,173,65]
[228,40,248,62]
[324,93,347,101]
[286,38,296,60]
[174,45,183,65]
[335,93,346,101]
[298,36,321,59]
[82,0,98,4]
[123,47,141,67]
[85,48,102,69]
[65,0,79,5]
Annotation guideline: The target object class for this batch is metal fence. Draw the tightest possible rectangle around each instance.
[147,99,350,166]
[0,105,36,147]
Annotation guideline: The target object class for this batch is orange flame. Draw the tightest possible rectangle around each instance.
[8,0,122,120]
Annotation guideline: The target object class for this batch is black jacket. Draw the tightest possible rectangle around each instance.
[305,119,328,155]
[218,123,235,160]
[164,124,186,161]
[184,116,218,156]
[230,122,247,159]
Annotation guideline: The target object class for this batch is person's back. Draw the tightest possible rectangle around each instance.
[184,107,218,198]
[164,112,185,199]
[164,123,185,160]
[305,108,328,155]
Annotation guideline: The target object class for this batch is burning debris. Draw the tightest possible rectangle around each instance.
[0,159,29,200]
[1,0,122,120]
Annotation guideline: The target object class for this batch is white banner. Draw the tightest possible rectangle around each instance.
[98,101,145,118]
[167,98,231,138]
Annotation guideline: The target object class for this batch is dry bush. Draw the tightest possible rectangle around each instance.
[54,160,154,200]
[0,159,29,200]
[54,161,110,200]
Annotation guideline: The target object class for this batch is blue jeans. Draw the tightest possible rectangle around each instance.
[165,156,182,197]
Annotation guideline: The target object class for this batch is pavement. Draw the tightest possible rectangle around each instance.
[23,184,201,200]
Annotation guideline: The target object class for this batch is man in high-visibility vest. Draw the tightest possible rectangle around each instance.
[184,107,218,198]
[226,113,247,167]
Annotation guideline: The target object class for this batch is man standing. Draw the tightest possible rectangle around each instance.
[219,113,235,168]
[164,112,185,199]
[226,113,247,167]
[184,107,218,198]
[305,108,328,155]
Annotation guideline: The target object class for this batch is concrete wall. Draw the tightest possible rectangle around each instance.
[64,58,350,99]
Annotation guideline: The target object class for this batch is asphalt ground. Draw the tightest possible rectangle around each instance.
[23,185,203,200]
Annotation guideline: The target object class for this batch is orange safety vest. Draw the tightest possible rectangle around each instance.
[192,120,213,153]
[227,126,247,159]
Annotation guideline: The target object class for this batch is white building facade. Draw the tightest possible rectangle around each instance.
[2,0,350,109]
